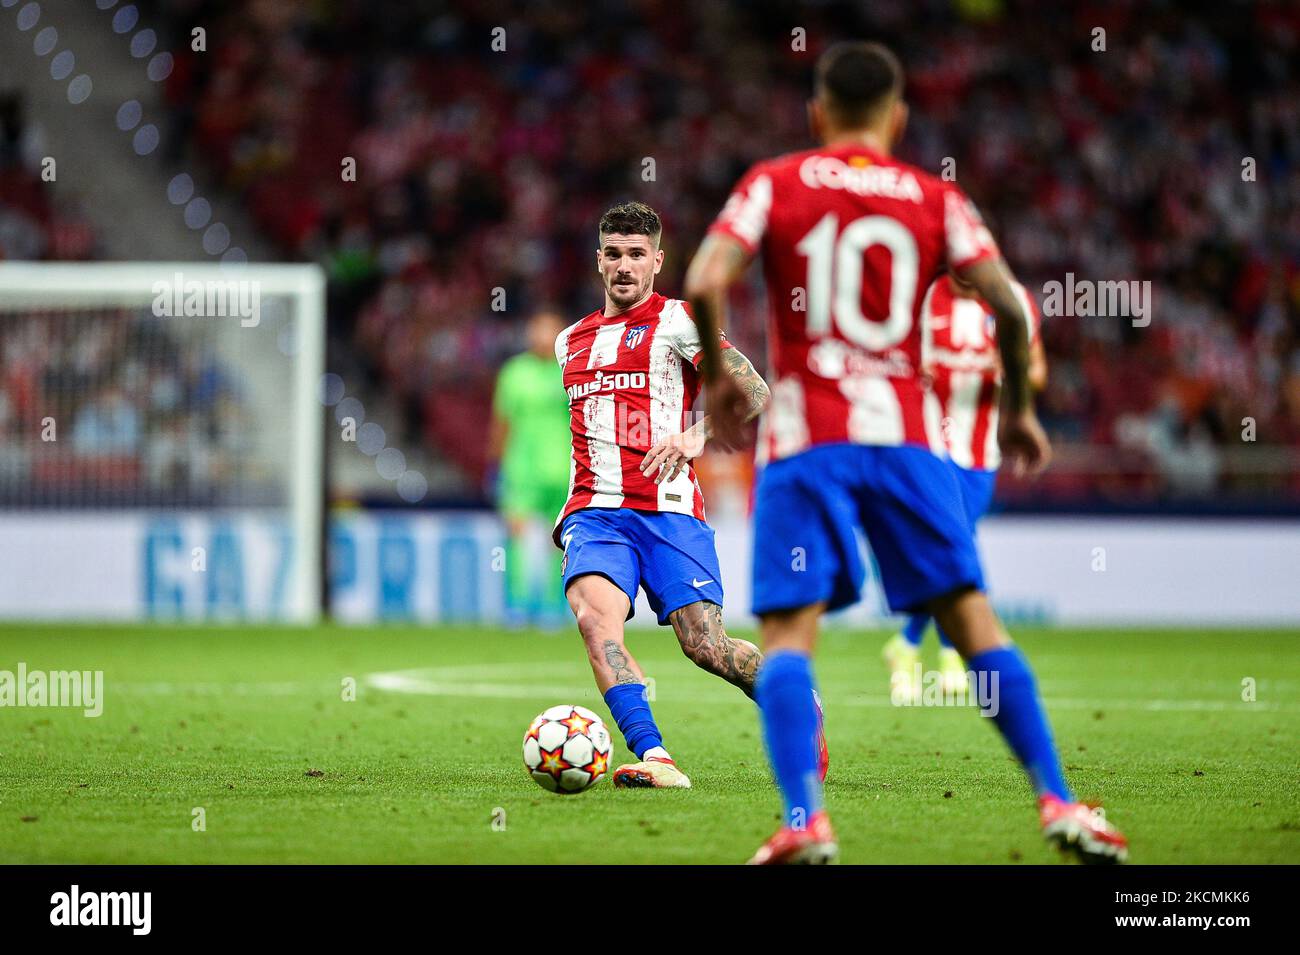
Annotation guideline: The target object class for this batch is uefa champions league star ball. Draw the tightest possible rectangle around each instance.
[522,704,612,794]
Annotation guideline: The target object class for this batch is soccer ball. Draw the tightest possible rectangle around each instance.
[522,704,612,794]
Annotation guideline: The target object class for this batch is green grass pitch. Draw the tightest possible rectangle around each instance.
[0,623,1296,864]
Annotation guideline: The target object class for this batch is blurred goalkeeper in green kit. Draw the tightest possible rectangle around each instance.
[489,309,572,627]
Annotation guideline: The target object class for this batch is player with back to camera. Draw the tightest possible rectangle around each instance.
[554,201,828,789]
[686,41,1128,863]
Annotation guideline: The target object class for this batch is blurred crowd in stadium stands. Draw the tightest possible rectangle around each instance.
[0,311,258,505]
[0,92,95,261]
[0,92,261,504]
[14,0,1300,506]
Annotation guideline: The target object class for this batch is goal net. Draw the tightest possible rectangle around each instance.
[0,262,325,622]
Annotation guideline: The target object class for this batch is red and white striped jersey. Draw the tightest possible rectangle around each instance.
[922,274,1041,472]
[553,292,731,538]
[706,142,1001,464]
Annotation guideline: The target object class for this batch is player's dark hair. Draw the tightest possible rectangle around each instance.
[815,41,903,127]
[598,201,662,247]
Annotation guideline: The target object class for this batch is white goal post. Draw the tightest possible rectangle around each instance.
[0,262,326,623]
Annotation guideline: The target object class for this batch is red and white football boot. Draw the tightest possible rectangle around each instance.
[813,689,829,783]
[747,809,838,865]
[1039,794,1129,864]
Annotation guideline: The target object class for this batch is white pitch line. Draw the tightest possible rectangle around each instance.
[363,668,1300,713]
[113,680,323,696]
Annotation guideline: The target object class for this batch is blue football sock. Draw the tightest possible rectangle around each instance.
[968,646,1072,801]
[603,683,664,760]
[755,650,822,827]
[902,614,929,646]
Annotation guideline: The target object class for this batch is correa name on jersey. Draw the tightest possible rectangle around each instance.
[798,155,925,202]
[707,142,1002,462]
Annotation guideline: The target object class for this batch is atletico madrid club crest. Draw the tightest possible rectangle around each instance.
[624,324,649,350]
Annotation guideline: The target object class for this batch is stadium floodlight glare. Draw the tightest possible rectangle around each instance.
[0,262,326,623]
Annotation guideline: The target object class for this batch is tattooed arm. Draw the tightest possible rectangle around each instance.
[685,233,755,450]
[639,346,769,485]
[720,347,770,421]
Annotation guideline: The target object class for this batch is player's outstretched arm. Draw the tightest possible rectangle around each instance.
[956,256,1052,476]
[640,346,769,485]
[685,233,753,449]
[717,346,771,422]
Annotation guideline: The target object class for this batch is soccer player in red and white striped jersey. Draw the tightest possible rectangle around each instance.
[925,272,1045,473]
[554,201,827,789]
[884,272,1048,701]
[553,290,714,526]
[687,42,1126,864]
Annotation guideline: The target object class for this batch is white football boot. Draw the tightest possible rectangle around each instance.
[883,633,922,705]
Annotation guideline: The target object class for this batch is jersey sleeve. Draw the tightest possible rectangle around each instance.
[661,299,732,368]
[706,162,774,256]
[942,184,1000,270]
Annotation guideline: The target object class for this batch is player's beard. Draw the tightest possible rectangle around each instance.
[608,273,649,309]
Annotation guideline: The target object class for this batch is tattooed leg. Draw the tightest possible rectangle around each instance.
[669,601,762,698]
[566,574,675,767]
[599,639,642,687]
[566,573,644,693]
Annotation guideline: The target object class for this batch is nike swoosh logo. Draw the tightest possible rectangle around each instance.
[691,578,713,588]
[565,347,589,365]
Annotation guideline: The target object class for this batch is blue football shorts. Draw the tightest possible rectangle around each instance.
[559,508,724,625]
[751,443,985,616]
